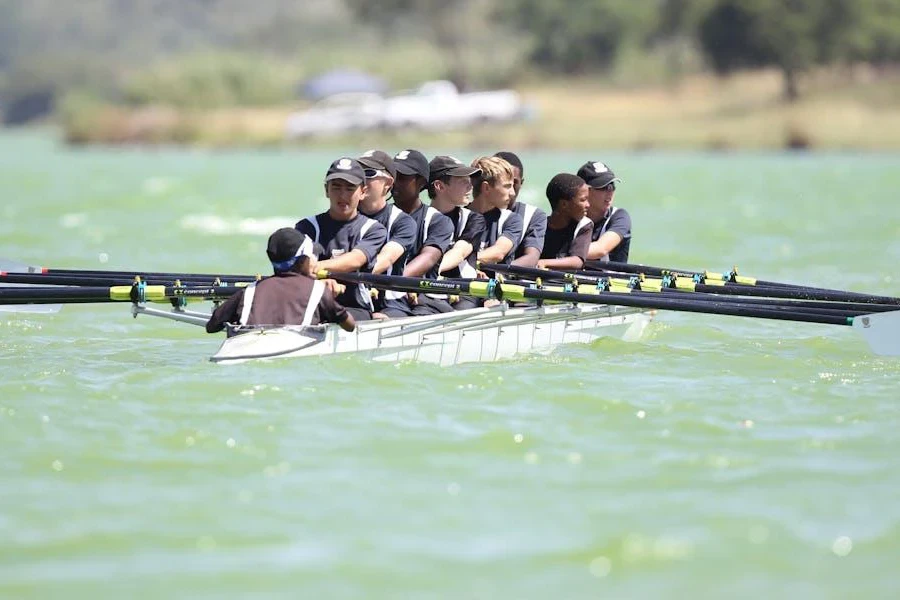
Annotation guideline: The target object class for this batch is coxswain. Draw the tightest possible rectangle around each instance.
[206,227,355,334]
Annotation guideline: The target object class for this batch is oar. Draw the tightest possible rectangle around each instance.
[321,271,862,325]
[586,259,900,300]
[0,268,260,281]
[479,263,900,314]
[0,284,242,305]
[578,262,900,305]
[319,270,493,298]
[0,272,258,287]
[0,258,63,314]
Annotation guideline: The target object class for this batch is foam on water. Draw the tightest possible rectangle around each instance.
[179,214,296,236]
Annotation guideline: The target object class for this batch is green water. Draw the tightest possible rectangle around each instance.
[1,130,899,599]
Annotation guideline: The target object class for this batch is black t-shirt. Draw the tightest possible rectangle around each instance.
[511,201,547,258]
[444,207,486,278]
[592,206,632,263]
[364,203,417,275]
[407,203,454,280]
[295,212,387,310]
[541,216,593,264]
[480,208,524,265]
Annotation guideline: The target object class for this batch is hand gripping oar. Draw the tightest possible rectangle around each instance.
[479,263,900,315]
[318,270,496,298]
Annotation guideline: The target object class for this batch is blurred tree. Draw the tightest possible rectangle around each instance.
[497,0,650,74]
[847,0,900,68]
[345,0,472,87]
[697,0,877,101]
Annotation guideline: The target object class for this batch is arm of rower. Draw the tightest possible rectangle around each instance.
[439,240,473,273]
[511,247,541,268]
[587,232,623,261]
[477,237,514,264]
[205,291,242,333]
[537,256,584,271]
[372,241,406,274]
[339,311,356,332]
[403,246,442,277]
[317,249,369,273]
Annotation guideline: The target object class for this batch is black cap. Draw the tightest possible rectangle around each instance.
[576,161,621,189]
[324,157,366,186]
[428,155,481,183]
[358,149,397,179]
[393,149,430,180]
[267,227,318,271]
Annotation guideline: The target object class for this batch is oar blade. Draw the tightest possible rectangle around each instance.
[853,310,900,357]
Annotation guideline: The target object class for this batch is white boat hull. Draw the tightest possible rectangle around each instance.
[210,303,654,366]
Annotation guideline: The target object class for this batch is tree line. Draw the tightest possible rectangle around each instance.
[2,0,899,123]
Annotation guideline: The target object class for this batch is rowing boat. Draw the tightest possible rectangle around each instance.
[5,258,900,362]
[134,301,654,365]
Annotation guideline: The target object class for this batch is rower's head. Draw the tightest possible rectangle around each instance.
[324,157,367,221]
[546,173,589,221]
[427,155,480,207]
[493,151,524,206]
[267,228,322,276]
[470,156,514,211]
[392,149,430,206]
[577,161,621,221]
[357,149,396,213]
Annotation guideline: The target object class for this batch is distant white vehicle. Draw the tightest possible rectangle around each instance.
[285,81,526,138]
[382,80,525,130]
[285,92,384,139]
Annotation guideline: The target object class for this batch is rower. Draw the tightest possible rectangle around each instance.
[357,149,417,317]
[469,156,523,266]
[205,228,355,334]
[494,151,546,267]
[576,160,631,263]
[538,173,593,270]
[295,157,388,322]
[428,155,486,311]
[383,149,456,317]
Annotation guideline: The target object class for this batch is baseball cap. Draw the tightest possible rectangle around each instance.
[267,228,322,272]
[358,149,397,179]
[428,155,481,183]
[324,157,366,186]
[393,149,430,180]
[576,161,622,189]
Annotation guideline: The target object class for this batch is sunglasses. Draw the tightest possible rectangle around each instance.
[597,183,616,192]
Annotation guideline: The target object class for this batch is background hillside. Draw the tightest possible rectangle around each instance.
[2,0,899,148]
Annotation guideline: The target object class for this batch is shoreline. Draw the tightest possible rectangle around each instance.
[30,69,900,151]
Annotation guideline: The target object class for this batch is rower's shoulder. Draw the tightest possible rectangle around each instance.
[514,201,547,222]
[295,213,324,232]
